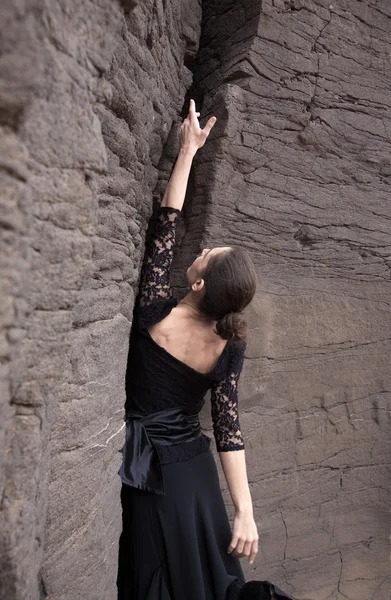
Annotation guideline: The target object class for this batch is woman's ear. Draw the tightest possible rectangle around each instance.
[192,278,205,292]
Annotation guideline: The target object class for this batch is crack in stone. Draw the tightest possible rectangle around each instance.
[280,510,288,561]
[297,11,333,136]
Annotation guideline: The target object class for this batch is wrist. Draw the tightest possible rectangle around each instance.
[179,145,197,158]
[234,501,253,515]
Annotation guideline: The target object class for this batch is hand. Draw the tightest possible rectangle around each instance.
[180,98,216,154]
[227,507,259,565]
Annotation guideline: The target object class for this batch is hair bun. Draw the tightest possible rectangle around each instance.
[215,311,247,343]
[197,245,257,343]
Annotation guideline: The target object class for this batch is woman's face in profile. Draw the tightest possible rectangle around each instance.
[186,247,231,287]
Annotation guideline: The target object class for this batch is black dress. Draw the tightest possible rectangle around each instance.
[117,206,295,600]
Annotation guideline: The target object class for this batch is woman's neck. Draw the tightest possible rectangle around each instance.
[178,292,213,322]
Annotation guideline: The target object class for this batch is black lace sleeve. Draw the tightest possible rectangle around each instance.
[210,341,246,452]
[136,205,182,308]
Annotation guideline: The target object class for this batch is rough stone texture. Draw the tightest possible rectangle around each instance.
[1,1,390,600]
[0,1,201,599]
[170,1,391,599]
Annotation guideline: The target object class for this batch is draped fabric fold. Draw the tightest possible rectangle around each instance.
[119,406,203,495]
[239,581,295,600]
[145,566,172,600]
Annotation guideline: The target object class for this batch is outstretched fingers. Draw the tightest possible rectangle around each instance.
[180,99,217,152]
[201,116,217,139]
[189,98,198,123]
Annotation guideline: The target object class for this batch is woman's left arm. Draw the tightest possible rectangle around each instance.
[219,449,259,566]
[210,342,259,565]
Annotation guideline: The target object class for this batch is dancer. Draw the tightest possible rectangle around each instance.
[117,99,300,600]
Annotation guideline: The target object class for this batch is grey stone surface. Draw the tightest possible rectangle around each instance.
[1,1,390,599]
[174,1,391,599]
[0,1,201,599]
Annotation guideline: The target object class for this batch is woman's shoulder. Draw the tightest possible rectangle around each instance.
[133,297,178,331]
[210,338,246,381]
[227,339,247,371]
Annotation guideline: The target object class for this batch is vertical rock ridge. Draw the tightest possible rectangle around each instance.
[0,2,202,599]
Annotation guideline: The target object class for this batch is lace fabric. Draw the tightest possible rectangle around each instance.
[130,204,246,462]
[156,434,212,465]
[211,341,246,452]
[136,206,182,308]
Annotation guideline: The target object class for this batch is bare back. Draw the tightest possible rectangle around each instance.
[147,304,228,374]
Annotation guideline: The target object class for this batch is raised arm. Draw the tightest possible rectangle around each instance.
[161,98,216,210]
[136,99,216,308]
[211,342,259,566]
[136,206,182,308]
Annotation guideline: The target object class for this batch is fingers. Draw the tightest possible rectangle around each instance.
[189,98,197,123]
[180,99,216,151]
[188,99,214,124]
[183,99,216,131]
[235,538,246,555]
[242,540,252,558]
[201,116,217,138]
[227,537,244,555]
[249,539,259,565]
[227,534,239,554]
[180,109,199,128]
[227,536,259,564]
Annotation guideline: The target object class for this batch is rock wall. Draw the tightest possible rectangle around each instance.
[0,1,201,599]
[171,1,391,599]
[1,1,390,600]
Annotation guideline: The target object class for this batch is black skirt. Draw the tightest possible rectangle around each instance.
[117,448,294,600]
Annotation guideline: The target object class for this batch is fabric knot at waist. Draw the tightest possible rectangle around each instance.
[119,406,202,495]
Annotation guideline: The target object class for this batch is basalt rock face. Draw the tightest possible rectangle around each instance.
[0,1,201,599]
[1,1,390,600]
[170,1,391,599]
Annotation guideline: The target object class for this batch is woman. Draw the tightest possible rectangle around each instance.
[117,100,299,600]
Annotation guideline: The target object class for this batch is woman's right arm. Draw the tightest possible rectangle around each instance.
[136,100,216,308]
[161,99,216,211]
[136,205,182,308]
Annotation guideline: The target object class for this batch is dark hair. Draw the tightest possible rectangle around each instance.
[197,247,257,344]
